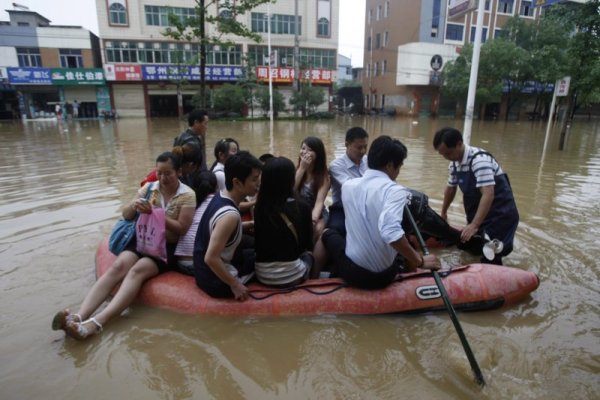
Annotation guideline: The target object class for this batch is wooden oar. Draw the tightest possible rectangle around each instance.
[404,205,486,387]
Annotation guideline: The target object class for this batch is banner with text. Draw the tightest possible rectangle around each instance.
[255,67,334,84]
[141,65,244,81]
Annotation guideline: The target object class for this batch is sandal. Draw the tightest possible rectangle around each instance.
[51,309,82,331]
[65,317,103,340]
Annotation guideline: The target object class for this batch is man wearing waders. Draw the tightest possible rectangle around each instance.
[433,127,519,265]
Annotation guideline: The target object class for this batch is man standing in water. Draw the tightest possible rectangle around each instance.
[433,127,519,265]
[174,109,209,171]
[322,136,440,289]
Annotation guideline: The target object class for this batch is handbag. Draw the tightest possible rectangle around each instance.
[108,184,154,255]
[135,207,167,262]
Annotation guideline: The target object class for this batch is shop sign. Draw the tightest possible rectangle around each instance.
[51,68,105,85]
[104,64,142,81]
[7,67,52,84]
[141,65,244,81]
[255,67,333,84]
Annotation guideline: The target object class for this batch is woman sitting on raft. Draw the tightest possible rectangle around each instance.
[174,171,218,275]
[294,136,330,240]
[140,143,202,187]
[52,152,196,340]
[255,157,319,286]
[211,138,239,192]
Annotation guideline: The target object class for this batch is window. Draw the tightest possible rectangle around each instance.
[17,22,29,26]
[382,60,387,74]
[485,0,491,11]
[383,31,389,47]
[208,45,242,65]
[16,47,41,67]
[59,49,83,68]
[520,1,534,17]
[470,27,488,43]
[375,33,381,49]
[317,17,330,37]
[374,62,378,76]
[366,63,370,78]
[145,6,195,26]
[251,13,301,35]
[497,0,514,14]
[109,2,128,25]
[368,9,372,24]
[247,46,334,69]
[384,1,390,18]
[432,0,441,30]
[445,23,463,41]
[377,5,381,20]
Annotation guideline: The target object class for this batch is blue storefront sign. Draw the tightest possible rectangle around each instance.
[503,80,554,94]
[533,0,564,7]
[7,67,52,84]
[141,65,244,82]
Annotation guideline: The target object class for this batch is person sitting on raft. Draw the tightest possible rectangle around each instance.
[322,136,440,289]
[210,137,239,192]
[194,151,262,300]
[254,157,318,287]
[174,171,218,275]
[52,152,196,340]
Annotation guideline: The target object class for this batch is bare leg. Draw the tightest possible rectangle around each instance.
[91,257,159,328]
[75,251,139,320]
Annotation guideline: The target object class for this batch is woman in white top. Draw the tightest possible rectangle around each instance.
[175,171,218,275]
[210,138,239,192]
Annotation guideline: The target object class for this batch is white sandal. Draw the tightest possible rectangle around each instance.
[66,317,103,340]
[52,310,82,331]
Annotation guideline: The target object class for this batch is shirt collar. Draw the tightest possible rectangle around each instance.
[342,153,366,170]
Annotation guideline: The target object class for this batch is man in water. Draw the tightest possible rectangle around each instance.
[433,127,519,265]
[174,109,209,171]
[322,136,440,289]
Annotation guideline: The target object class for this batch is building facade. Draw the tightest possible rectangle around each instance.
[0,10,104,120]
[362,0,543,116]
[96,0,339,118]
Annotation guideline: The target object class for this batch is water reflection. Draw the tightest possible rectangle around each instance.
[0,117,598,399]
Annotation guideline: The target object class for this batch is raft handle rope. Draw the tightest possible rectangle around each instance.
[248,282,348,300]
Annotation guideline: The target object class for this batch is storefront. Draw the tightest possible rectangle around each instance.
[5,67,107,119]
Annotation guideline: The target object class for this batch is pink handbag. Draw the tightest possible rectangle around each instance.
[135,207,167,262]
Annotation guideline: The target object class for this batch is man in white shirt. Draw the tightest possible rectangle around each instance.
[322,136,440,289]
[327,127,369,236]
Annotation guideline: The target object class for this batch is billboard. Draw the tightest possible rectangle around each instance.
[448,0,478,19]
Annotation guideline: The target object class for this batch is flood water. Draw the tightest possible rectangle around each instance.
[0,115,598,399]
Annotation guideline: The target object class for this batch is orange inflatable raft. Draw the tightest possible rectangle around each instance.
[95,238,539,316]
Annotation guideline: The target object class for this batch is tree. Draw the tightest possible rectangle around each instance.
[255,85,285,117]
[289,83,325,116]
[162,0,273,110]
[213,84,246,113]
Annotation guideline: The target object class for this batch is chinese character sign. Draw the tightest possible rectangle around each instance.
[141,65,243,82]
[7,67,52,85]
[255,67,334,84]
[50,68,105,85]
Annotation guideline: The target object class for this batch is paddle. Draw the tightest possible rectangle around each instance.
[404,205,486,387]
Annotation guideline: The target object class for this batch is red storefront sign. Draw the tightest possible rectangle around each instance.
[104,64,142,81]
[256,67,333,84]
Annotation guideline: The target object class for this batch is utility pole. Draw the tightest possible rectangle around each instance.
[293,0,300,117]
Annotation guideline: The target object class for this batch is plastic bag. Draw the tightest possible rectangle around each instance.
[135,207,167,262]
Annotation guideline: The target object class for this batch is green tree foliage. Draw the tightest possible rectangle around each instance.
[441,1,600,119]
[162,0,273,109]
[289,83,326,116]
[255,85,286,116]
[213,84,246,113]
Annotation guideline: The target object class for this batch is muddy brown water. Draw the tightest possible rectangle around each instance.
[0,116,598,399]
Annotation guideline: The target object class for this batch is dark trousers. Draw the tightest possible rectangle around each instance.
[326,202,346,237]
[322,229,398,289]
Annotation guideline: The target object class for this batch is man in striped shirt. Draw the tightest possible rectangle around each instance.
[433,127,519,265]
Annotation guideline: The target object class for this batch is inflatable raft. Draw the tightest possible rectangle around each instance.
[95,238,539,316]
